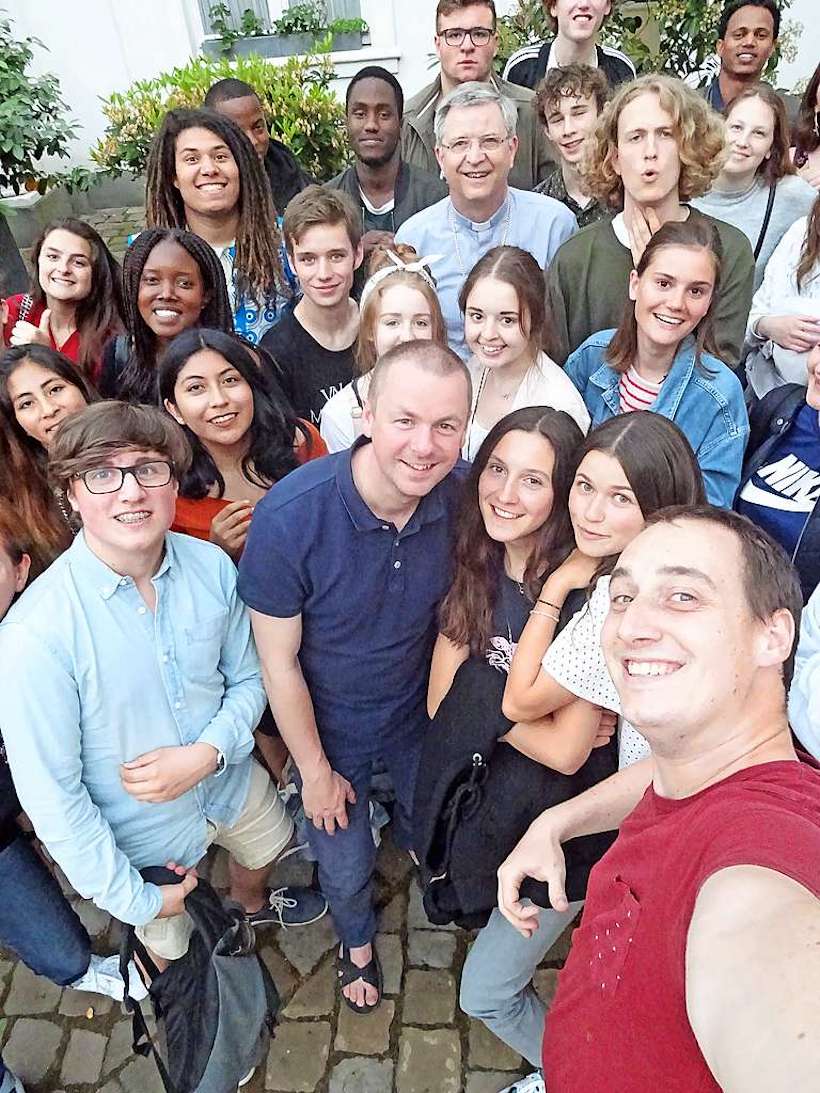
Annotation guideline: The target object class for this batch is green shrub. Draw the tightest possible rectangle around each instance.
[90,52,349,182]
[0,12,78,194]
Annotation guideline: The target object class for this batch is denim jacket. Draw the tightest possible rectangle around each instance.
[565,331,749,508]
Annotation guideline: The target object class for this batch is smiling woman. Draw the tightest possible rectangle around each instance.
[564,217,750,507]
[1,219,123,383]
[98,228,234,403]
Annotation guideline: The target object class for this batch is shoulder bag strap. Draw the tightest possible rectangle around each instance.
[119,925,177,1093]
[753,183,777,262]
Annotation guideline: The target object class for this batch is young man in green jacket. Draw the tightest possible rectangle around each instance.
[402,0,553,191]
[547,74,755,368]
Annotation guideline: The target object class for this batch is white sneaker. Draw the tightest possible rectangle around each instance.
[70,953,148,1002]
[498,1073,546,1093]
[237,1068,255,1089]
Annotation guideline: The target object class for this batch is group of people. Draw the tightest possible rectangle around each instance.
[1,0,819,1091]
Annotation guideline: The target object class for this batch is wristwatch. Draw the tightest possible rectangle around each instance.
[214,749,227,776]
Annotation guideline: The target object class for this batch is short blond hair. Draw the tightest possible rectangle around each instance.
[583,75,727,208]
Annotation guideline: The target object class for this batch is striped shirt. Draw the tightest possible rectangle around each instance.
[619,366,663,413]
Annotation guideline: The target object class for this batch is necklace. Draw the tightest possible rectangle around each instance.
[448,196,512,277]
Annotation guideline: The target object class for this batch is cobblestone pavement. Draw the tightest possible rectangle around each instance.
[0,832,575,1092]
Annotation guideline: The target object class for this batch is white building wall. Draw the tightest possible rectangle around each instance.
[6,0,818,169]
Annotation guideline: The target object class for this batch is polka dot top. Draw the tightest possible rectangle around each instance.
[541,576,650,769]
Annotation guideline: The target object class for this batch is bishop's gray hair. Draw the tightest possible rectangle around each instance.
[434,82,518,145]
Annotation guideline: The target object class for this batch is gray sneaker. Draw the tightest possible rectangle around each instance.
[245,885,328,928]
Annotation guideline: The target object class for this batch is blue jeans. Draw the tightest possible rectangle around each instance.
[460,901,584,1068]
[298,736,421,947]
[0,832,91,986]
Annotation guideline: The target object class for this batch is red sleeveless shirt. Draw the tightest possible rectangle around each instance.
[543,757,820,1092]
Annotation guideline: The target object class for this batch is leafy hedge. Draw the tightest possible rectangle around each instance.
[91,52,349,182]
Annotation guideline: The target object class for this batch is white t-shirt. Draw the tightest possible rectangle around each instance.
[541,575,650,769]
[320,372,371,453]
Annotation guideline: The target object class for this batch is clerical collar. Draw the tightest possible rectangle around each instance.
[449,192,511,233]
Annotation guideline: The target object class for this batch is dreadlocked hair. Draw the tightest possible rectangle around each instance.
[118,228,234,404]
[29,218,124,378]
[145,107,287,308]
[158,328,306,500]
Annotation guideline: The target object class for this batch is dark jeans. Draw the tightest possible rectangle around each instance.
[0,832,91,986]
[298,735,421,947]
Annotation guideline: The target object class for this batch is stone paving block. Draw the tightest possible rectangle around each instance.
[119,1053,168,1093]
[4,961,62,1014]
[260,945,299,1001]
[275,914,337,975]
[265,1019,331,1092]
[103,1018,135,1077]
[465,1071,526,1092]
[397,1027,461,1093]
[209,847,231,889]
[407,929,457,968]
[403,968,456,1025]
[2,1017,63,1082]
[335,998,394,1055]
[74,898,113,938]
[59,985,114,1017]
[534,966,560,1009]
[375,932,403,994]
[468,1018,524,1071]
[61,1028,107,1085]
[99,1083,124,1093]
[0,957,12,988]
[283,958,335,1018]
[408,882,459,930]
[375,836,414,885]
[328,1057,394,1093]
[377,890,406,932]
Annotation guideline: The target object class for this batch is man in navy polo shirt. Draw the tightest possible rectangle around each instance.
[238,341,471,1013]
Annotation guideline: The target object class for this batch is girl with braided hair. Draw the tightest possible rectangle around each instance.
[98,228,234,403]
[145,108,296,343]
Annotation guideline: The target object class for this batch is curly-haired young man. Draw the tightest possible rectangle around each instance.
[546,74,755,367]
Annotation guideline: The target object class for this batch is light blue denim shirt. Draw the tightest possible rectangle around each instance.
[0,532,265,925]
[396,187,576,359]
[564,331,750,508]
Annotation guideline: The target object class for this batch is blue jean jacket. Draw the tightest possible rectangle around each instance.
[565,332,749,507]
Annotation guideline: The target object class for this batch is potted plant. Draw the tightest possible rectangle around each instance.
[203,2,368,59]
[0,13,79,295]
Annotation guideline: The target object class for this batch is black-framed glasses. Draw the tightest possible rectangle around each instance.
[439,26,495,47]
[75,460,174,495]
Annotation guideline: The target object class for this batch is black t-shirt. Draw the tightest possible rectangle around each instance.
[260,310,355,427]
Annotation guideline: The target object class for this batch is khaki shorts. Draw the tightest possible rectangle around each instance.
[137,759,293,960]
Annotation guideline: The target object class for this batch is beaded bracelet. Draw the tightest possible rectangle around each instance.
[530,607,560,622]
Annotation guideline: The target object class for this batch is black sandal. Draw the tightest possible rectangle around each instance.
[337,943,382,1014]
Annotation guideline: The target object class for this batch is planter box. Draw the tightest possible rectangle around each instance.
[202,31,364,59]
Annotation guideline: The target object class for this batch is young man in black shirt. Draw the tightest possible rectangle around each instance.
[504,0,634,92]
[261,188,363,426]
[204,78,313,215]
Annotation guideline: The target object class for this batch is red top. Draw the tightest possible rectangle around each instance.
[4,294,82,367]
[171,421,327,543]
[543,757,820,1092]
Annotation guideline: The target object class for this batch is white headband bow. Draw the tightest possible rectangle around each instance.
[359,250,442,308]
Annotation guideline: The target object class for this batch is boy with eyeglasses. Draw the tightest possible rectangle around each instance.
[0,401,326,977]
[402,0,554,190]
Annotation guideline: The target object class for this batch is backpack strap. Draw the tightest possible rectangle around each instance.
[119,914,177,1092]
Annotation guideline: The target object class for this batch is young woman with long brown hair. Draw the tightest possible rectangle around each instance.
[1,218,122,382]
[693,83,816,289]
[791,61,820,190]
[565,217,748,506]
